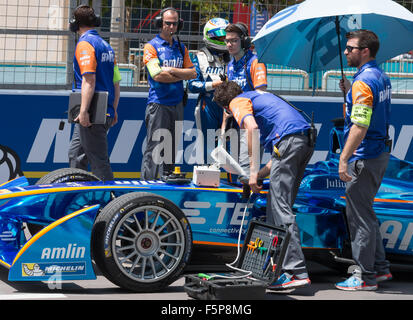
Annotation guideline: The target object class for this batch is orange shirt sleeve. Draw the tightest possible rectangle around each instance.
[250,59,267,89]
[75,41,97,75]
[229,97,254,127]
[183,47,194,68]
[352,80,374,107]
[143,43,158,65]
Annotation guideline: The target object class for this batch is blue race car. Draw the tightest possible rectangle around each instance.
[0,119,412,292]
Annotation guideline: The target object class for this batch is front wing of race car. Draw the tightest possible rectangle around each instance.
[7,205,99,281]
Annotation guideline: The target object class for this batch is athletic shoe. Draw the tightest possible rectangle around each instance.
[335,274,377,291]
[376,273,392,283]
[268,273,311,290]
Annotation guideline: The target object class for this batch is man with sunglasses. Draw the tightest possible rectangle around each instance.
[335,30,392,291]
[141,8,196,180]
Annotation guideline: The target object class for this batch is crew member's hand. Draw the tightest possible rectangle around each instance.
[338,159,352,182]
[249,172,262,193]
[212,80,223,88]
[111,111,118,127]
[339,77,351,94]
[76,111,91,127]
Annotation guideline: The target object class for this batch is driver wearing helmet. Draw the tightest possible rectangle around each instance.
[188,18,230,165]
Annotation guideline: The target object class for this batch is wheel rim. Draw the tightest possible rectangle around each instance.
[112,205,186,283]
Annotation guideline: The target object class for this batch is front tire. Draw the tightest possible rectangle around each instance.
[92,192,192,292]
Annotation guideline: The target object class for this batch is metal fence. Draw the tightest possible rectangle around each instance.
[1,0,413,95]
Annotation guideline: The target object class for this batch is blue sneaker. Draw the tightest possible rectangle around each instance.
[268,273,311,290]
[335,274,377,291]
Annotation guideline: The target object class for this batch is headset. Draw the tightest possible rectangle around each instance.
[233,23,252,50]
[69,5,101,33]
[153,7,183,32]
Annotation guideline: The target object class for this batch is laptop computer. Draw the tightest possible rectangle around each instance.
[68,91,108,124]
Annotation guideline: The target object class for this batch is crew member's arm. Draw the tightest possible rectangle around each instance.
[74,41,97,127]
[111,63,121,127]
[166,47,197,80]
[242,116,261,193]
[229,97,261,193]
[339,80,373,182]
[250,59,267,91]
[188,53,223,94]
[143,43,180,83]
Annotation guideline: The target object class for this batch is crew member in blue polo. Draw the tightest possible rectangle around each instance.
[68,5,121,181]
[141,7,196,180]
[335,30,392,291]
[213,81,314,291]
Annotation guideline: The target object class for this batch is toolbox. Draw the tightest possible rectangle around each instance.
[184,220,290,300]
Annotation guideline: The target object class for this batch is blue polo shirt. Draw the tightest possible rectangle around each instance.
[73,29,117,116]
[226,50,267,91]
[344,60,392,161]
[143,35,194,106]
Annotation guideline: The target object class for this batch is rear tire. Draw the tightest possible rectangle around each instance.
[92,192,193,292]
[36,168,100,185]
[28,168,101,236]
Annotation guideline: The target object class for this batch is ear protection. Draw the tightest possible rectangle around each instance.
[234,23,251,50]
[153,7,183,32]
[69,5,101,33]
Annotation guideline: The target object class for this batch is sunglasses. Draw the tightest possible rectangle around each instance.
[164,21,178,26]
[224,38,240,44]
[345,45,366,53]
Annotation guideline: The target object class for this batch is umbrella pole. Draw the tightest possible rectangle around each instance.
[335,16,346,118]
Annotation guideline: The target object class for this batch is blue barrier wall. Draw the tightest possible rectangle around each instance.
[0,90,412,181]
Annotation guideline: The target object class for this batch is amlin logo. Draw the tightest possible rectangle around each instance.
[41,243,86,260]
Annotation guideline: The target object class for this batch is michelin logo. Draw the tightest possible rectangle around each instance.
[22,262,86,277]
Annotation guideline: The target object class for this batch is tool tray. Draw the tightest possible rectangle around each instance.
[184,220,290,300]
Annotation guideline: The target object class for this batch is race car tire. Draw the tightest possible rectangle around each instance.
[28,168,101,236]
[35,168,100,185]
[92,192,193,292]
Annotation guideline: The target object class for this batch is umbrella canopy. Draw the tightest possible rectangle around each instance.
[253,0,413,73]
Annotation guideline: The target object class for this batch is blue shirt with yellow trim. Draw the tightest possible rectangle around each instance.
[344,60,392,161]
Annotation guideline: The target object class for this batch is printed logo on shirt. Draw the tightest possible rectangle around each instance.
[101,51,115,63]
[162,58,183,68]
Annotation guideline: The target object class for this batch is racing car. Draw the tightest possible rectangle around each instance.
[0,119,412,292]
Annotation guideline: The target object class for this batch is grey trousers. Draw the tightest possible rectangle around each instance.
[68,117,113,181]
[266,134,314,279]
[141,102,184,180]
[346,151,390,285]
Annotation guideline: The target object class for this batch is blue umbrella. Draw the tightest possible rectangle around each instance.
[253,0,413,73]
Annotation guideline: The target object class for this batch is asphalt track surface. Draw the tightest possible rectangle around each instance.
[1,261,413,301]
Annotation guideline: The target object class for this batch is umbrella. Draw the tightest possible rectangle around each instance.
[253,0,413,73]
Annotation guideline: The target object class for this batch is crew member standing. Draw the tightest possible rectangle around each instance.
[68,5,121,181]
[141,7,196,180]
[213,81,314,290]
[224,22,267,91]
[335,29,392,291]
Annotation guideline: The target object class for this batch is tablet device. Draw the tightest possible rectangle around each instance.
[68,91,108,124]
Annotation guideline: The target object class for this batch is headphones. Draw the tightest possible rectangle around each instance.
[233,23,251,50]
[153,7,183,32]
[69,5,101,33]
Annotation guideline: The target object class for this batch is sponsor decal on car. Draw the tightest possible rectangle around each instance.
[22,262,86,277]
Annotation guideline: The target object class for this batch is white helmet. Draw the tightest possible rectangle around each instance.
[203,18,229,52]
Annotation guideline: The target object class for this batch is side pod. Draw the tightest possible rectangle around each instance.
[8,205,100,282]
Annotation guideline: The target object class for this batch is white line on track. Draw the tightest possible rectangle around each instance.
[0,293,66,300]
